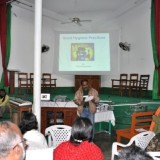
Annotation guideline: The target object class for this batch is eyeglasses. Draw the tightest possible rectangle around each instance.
[13,138,28,150]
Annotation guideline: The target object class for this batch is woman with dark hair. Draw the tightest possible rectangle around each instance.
[0,89,10,118]
[19,112,48,150]
[54,117,104,160]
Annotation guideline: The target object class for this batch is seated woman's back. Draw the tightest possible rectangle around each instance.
[54,117,104,160]
[19,112,48,150]
[54,140,103,160]
[23,129,48,150]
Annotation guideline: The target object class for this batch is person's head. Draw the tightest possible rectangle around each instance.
[0,89,6,98]
[70,117,93,144]
[0,121,26,160]
[115,145,153,160]
[19,112,38,134]
[81,80,90,91]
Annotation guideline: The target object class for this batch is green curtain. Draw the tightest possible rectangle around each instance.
[0,4,11,93]
[6,5,11,70]
[151,0,160,99]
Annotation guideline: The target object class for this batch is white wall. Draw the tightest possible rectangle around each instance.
[6,0,153,90]
[117,0,154,90]
[98,0,153,89]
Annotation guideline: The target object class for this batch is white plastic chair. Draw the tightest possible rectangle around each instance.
[147,152,160,160]
[45,125,72,148]
[111,131,155,160]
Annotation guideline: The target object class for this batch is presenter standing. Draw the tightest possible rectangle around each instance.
[74,80,99,125]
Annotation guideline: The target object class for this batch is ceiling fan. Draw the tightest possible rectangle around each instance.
[61,17,92,26]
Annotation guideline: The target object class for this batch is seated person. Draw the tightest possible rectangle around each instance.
[54,117,104,160]
[115,145,153,160]
[0,121,27,160]
[19,112,48,150]
[0,89,10,118]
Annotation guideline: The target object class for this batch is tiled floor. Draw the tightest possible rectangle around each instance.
[94,131,117,160]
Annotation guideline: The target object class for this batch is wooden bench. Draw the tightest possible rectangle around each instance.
[116,111,155,143]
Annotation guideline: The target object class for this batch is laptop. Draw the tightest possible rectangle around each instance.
[41,93,50,101]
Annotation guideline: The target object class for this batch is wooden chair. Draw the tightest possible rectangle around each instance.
[41,73,57,93]
[29,73,34,93]
[116,111,155,143]
[138,74,150,97]
[127,73,139,97]
[18,72,29,94]
[149,106,160,132]
[111,74,128,96]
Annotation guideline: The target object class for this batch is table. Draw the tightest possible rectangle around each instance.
[40,101,115,134]
[41,101,78,134]
[10,102,32,123]
[95,110,115,134]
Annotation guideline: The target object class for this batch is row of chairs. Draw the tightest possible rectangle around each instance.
[18,72,57,94]
[38,110,159,159]
[45,118,158,160]
[44,109,160,160]
[112,74,150,97]
[112,108,160,159]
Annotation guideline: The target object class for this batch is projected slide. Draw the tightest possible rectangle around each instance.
[59,33,110,72]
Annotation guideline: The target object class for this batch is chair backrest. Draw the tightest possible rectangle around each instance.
[130,111,155,134]
[18,72,28,86]
[30,73,34,79]
[26,147,54,160]
[42,73,52,87]
[42,73,51,80]
[29,73,34,85]
[139,74,150,89]
[129,73,139,87]
[120,74,128,80]
[120,74,128,86]
[111,131,155,160]
[45,125,72,148]
[133,131,155,150]
[130,73,138,80]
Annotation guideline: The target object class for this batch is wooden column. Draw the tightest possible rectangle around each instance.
[8,70,19,94]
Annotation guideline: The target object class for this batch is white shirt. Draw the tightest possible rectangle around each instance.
[24,129,48,150]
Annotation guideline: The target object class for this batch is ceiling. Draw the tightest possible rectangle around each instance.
[12,0,148,31]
